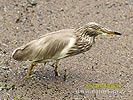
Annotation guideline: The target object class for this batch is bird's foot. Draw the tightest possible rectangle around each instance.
[26,67,32,79]
[55,70,60,77]
[25,73,31,79]
[54,67,60,77]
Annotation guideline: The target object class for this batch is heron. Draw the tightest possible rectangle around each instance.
[12,22,121,78]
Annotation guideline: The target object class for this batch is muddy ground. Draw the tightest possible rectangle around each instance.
[0,0,133,100]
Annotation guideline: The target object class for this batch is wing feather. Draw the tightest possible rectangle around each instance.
[12,29,76,61]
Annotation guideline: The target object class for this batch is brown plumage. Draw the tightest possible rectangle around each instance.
[13,29,76,62]
[12,22,121,78]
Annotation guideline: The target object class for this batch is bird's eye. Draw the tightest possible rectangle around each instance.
[92,26,100,30]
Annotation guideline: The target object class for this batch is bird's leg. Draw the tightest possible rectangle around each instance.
[26,62,37,78]
[54,60,60,77]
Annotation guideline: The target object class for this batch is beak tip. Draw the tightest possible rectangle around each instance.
[114,32,122,35]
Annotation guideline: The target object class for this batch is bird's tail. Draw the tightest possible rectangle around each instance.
[12,48,25,61]
[12,44,33,61]
[12,40,40,61]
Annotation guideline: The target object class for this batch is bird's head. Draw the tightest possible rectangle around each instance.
[79,22,121,37]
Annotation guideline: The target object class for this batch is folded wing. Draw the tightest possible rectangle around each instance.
[12,29,76,62]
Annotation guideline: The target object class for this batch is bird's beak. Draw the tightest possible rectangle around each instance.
[107,31,121,35]
[101,28,121,35]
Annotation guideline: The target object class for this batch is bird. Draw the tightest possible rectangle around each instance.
[12,22,121,78]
